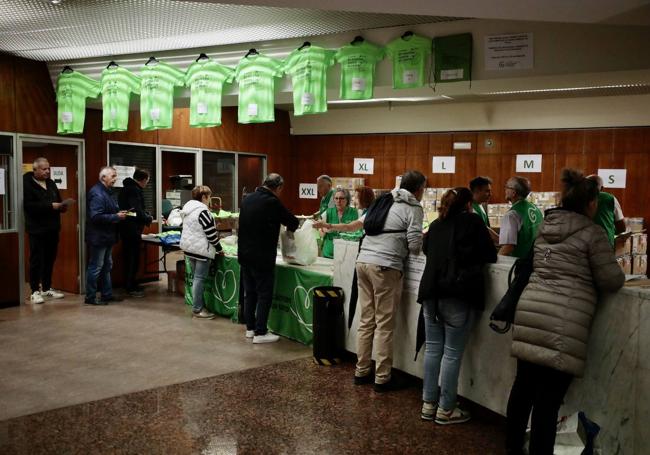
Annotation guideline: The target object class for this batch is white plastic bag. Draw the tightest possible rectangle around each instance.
[167,208,183,226]
[281,220,318,266]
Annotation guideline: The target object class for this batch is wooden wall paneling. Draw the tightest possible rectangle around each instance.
[404,134,429,180]
[103,110,158,145]
[382,135,407,190]
[527,130,557,192]
[84,110,104,190]
[555,129,586,175]
[451,133,478,190]
[14,57,58,136]
[0,232,20,307]
[341,135,384,189]
[583,129,614,173]
[292,136,328,214]
[201,107,238,151]
[0,54,16,131]
[476,132,505,202]
[427,133,454,188]
[157,108,201,148]
[613,128,649,222]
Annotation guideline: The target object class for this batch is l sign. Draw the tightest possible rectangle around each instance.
[432,156,456,174]
[597,169,627,189]
[354,158,374,175]
[516,154,542,173]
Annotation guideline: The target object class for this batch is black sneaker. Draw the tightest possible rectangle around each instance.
[100,295,123,303]
[84,299,107,305]
[127,290,145,298]
[374,376,408,393]
[354,373,374,385]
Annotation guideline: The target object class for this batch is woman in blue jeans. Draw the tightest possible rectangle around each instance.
[417,187,496,424]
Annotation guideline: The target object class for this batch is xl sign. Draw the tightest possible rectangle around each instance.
[299,183,318,199]
[354,158,374,175]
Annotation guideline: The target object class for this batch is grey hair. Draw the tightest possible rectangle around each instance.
[317,175,332,184]
[507,176,532,198]
[32,157,49,169]
[586,174,604,190]
[99,166,116,180]
[263,173,284,189]
[334,188,351,206]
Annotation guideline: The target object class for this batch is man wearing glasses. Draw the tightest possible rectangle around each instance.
[499,176,542,258]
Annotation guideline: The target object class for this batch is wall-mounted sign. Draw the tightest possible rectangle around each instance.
[0,168,5,195]
[516,154,542,173]
[299,183,318,199]
[113,165,135,188]
[485,33,534,70]
[432,156,456,174]
[598,169,627,189]
[453,142,472,150]
[50,166,67,190]
[354,158,374,175]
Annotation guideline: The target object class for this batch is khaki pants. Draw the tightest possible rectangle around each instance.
[355,262,403,384]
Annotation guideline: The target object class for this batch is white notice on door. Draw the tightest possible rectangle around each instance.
[351,77,366,92]
[113,165,136,188]
[404,253,426,295]
[50,167,67,190]
[247,103,258,117]
[61,112,73,124]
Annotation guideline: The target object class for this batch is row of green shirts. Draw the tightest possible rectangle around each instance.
[56,35,432,135]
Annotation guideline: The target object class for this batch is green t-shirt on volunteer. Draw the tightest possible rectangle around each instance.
[319,189,335,216]
[100,66,141,132]
[139,61,185,131]
[56,71,101,135]
[283,46,336,116]
[185,59,234,127]
[334,41,385,100]
[509,199,543,258]
[385,34,432,89]
[235,54,284,124]
[593,191,616,247]
[322,206,359,258]
[472,202,490,226]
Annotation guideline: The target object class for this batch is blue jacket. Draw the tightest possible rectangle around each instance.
[86,181,121,246]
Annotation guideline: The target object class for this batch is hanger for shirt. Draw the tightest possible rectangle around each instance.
[106,61,118,69]
[401,31,414,39]
[245,48,258,58]
[145,56,159,66]
[298,41,311,50]
[351,36,364,45]
[196,53,209,62]
[61,65,73,74]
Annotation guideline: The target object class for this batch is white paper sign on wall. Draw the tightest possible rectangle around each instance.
[598,169,627,189]
[354,158,374,175]
[299,183,318,199]
[485,33,534,70]
[0,168,5,195]
[516,154,542,173]
[50,166,67,190]
[113,165,135,188]
[432,156,456,174]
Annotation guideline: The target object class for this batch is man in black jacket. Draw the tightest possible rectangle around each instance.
[118,169,152,297]
[23,157,70,304]
[238,173,299,344]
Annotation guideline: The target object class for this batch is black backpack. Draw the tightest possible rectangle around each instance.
[489,249,534,333]
[363,192,406,236]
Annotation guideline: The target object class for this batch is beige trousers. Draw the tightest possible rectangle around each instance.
[355,262,403,384]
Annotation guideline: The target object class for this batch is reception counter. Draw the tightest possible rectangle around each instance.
[333,239,648,455]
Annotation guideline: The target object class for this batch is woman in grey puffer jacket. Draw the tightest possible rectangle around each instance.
[506,169,625,455]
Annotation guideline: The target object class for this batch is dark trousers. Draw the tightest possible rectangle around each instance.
[29,231,60,293]
[121,233,141,291]
[242,266,275,336]
[506,359,573,455]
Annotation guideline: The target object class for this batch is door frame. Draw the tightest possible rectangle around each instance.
[0,131,17,234]
[17,134,86,297]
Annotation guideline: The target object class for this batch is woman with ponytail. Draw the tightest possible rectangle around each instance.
[506,169,624,455]
[417,187,496,424]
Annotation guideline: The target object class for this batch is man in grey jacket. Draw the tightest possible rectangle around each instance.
[354,170,425,392]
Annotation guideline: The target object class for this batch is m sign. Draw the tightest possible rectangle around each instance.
[516,154,542,173]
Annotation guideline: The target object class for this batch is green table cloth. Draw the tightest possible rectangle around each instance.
[184,255,333,345]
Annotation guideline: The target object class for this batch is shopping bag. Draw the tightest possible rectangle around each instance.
[292,219,318,265]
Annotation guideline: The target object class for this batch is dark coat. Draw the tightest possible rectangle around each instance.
[86,181,121,247]
[417,211,497,309]
[23,172,62,234]
[118,177,152,238]
[238,187,299,270]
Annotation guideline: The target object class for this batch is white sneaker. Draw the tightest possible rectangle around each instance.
[421,401,437,421]
[42,288,64,299]
[245,330,255,339]
[253,333,280,344]
[435,406,471,425]
[30,291,44,304]
[192,309,216,319]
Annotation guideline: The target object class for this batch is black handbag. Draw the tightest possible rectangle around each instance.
[489,249,534,333]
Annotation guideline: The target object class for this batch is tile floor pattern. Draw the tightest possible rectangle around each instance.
[0,358,506,454]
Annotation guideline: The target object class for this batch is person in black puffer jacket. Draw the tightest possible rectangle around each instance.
[118,169,153,297]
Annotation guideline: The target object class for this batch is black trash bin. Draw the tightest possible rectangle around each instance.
[312,286,345,365]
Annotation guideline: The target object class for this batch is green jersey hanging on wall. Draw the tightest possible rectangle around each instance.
[283,46,335,116]
[139,61,185,131]
[334,41,384,100]
[100,66,141,132]
[385,34,432,89]
[185,59,234,127]
[234,53,283,124]
[56,71,100,135]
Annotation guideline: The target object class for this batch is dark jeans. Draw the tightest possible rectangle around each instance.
[29,231,60,293]
[121,232,141,291]
[506,359,573,455]
[242,266,275,336]
[86,245,113,301]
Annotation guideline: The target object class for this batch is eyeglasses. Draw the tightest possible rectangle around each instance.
[334,197,347,200]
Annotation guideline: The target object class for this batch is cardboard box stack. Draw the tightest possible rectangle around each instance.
[420,188,451,223]
[529,192,561,214]
[616,232,647,276]
[626,217,644,233]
